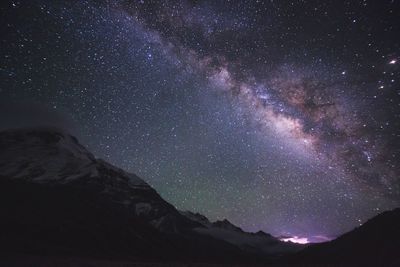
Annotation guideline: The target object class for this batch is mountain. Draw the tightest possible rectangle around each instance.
[0,127,297,263]
[287,208,400,266]
[0,127,198,232]
[180,211,302,256]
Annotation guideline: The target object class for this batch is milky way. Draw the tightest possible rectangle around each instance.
[1,0,399,242]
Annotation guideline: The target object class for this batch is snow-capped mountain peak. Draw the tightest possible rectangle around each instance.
[0,127,148,187]
[0,127,96,182]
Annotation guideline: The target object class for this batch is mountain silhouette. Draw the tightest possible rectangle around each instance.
[0,127,298,264]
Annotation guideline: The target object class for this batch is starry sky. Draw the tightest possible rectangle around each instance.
[1,0,399,242]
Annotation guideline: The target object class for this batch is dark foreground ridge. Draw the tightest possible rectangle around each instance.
[284,208,400,266]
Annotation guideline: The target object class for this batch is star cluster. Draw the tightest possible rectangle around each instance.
[1,0,399,241]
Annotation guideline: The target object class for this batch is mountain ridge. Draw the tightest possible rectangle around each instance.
[286,207,400,266]
[0,127,298,262]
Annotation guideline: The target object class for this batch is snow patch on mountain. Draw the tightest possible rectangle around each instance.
[0,127,147,187]
[135,202,153,215]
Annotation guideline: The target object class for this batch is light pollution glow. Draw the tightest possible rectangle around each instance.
[281,236,310,244]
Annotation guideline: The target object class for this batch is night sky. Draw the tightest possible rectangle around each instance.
[1,0,399,243]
